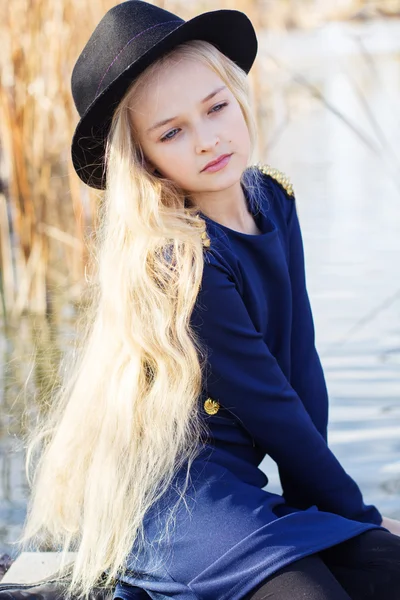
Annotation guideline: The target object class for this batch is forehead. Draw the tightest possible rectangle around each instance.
[130,56,225,120]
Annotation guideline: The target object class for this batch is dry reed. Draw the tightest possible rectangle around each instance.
[0,0,399,321]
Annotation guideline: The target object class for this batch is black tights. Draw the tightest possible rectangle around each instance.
[243,529,400,599]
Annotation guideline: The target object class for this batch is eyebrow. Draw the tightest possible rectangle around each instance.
[146,85,227,134]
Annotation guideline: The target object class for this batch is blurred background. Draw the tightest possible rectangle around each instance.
[0,0,399,559]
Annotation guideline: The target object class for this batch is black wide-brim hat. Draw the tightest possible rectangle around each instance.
[70,0,258,190]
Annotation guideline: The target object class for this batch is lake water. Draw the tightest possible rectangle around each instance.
[0,17,399,557]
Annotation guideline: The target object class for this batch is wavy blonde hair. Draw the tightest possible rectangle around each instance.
[18,39,260,599]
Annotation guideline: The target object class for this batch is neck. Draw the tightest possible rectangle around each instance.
[190,180,254,231]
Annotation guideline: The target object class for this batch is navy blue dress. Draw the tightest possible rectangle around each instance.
[113,165,386,600]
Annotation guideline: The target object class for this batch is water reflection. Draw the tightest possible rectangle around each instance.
[0,315,73,557]
[1,17,400,556]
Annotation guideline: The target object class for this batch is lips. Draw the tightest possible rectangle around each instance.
[202,153,232,172]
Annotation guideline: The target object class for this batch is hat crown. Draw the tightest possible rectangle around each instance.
[71,0,183,117]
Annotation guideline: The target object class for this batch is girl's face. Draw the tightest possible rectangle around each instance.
[129,56,251,200]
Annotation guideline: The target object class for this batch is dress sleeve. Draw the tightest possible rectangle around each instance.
[287,196,329,440]
[278,188,331,507]
[190,252,382,526]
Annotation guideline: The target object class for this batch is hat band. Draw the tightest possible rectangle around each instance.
[95,19,182,99]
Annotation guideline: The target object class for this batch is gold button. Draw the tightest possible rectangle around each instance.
[204,398,220,415]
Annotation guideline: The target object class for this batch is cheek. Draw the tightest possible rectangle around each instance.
[152,145,195,185]
[155,143,191,172]
[239,121,251,150]
[230,107,249,140]
[142,141,178,171]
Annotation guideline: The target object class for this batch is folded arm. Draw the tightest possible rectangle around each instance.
[277,184,332,507]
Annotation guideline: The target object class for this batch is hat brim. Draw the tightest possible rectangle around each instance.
[70,9,258,190]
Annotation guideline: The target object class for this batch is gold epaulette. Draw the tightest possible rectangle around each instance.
[256,163,295,198]
[184,209,211,249]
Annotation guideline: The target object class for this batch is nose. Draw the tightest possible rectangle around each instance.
[194,124,220,154]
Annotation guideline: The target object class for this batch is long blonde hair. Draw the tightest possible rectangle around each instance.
[18,39,260,599]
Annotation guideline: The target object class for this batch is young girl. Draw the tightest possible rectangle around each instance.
[17,2,400,599]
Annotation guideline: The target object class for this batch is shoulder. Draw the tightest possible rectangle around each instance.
[247,162,296,226]
[255,163,295,200]
[203,239,244,293]
[200,232,244,297]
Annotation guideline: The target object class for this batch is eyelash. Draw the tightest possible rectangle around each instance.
[160,102,228,142]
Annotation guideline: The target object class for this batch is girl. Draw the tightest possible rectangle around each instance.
[17,2,400,600]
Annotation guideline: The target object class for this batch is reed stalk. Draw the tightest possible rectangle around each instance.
[0,0,398,321]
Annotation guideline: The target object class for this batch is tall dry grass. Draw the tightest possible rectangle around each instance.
[0,0,399,321]
[0,0,117,322]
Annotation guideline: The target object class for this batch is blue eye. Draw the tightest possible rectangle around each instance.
[160,128,180,142]
[210,102,228,113]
